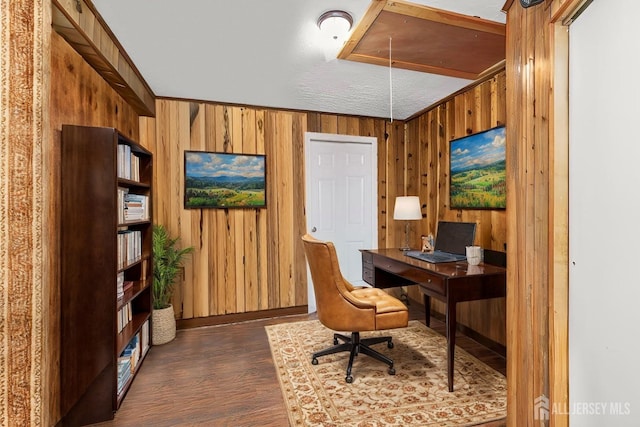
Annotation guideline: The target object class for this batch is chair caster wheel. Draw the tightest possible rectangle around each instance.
[388,367,396,375]
[387,341,394,349]
[312,358,318,365]
[345,375,353,383]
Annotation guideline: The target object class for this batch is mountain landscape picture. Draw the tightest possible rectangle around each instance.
[449,126,506,209]
[184,151,266,208]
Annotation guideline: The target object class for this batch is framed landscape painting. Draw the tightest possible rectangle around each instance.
[449,126,506,209]
[184,151,266,209]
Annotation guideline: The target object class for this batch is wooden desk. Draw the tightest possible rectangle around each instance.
[360,248,506,391]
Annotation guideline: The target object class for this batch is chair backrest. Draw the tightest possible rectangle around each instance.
[301,234,375,331]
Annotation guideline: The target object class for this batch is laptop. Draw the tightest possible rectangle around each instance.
[405,221,477,263]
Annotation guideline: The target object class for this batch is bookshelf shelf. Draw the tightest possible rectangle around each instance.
[60,125,153,425]
[118,178,151,188]
[119,219,152,227]
[117,279,151,311]
[117,312,151,355]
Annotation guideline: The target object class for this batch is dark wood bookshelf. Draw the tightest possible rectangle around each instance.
[60,125,153,426]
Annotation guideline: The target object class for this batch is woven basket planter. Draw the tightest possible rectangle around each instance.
[152,304,176,345]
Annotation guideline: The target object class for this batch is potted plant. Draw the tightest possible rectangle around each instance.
[152,224,193,345]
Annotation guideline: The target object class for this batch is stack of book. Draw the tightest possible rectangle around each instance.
[117,144,140,182]
[117,334,142,396]
[117,230,142,269]
[117,357,131,395]
[117,278,134,301]
[116,271,125,299]
[140,320,150,356]
[117,302,132,334]
[117,188,149,223]
[123,192,149,222]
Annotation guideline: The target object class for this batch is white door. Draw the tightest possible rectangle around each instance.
[568,1,640,425]
[305,132,378,313]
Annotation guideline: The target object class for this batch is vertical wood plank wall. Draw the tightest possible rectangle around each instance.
[504,1,569,426]
[148,102,399,319]
[148,76,508,352]
[404,71,508,345]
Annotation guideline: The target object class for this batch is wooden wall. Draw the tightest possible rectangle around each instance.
[147,81,508,352]
[144,101,401,319]
[504,1,570,425]
[404,70,508,345]
[50,34,141,138]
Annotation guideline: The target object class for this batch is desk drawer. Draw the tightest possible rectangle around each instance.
[362,266,375,285]
[418,274,445,295]
[373,255,445,295]
[361,251,375,285]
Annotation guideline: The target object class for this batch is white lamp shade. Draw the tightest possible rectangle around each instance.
[393,196,422,220]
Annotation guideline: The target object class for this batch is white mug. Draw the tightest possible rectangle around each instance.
[466,246,482,266]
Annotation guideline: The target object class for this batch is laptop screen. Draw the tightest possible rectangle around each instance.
[434,221,477,255]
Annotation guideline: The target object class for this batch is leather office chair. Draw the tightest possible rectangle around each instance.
[301,234,409,383]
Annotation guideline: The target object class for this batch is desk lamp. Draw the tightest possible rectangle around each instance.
[393,196,422,251]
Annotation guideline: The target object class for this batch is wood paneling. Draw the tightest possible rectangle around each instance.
[148,106,398,319]
[50,33,140,138]
[150,88,508,357]
[51,0,155,116]
[503,1,569,425]
[404,71,507,345]
[149,101,309,318]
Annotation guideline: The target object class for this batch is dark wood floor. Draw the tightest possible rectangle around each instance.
[93,302,506,427]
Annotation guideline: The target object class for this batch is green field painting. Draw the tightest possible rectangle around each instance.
[450,126,506,209]
[184,151,266,209]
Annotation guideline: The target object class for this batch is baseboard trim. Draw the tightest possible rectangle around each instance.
[176,306,309,330]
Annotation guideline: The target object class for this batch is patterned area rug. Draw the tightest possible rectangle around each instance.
[265,320,506,426]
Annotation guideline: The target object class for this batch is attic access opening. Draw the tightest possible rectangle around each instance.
[339,0,506,80]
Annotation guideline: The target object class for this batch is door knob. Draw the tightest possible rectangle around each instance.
[311,227,317,232]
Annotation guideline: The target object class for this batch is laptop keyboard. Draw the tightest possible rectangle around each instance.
[406,251,460,263]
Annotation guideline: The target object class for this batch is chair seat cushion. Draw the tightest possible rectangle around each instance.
[350,287,407,314]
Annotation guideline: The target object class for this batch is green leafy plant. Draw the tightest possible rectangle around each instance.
[152,224,194,310]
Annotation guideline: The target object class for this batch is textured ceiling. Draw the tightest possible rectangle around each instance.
[91,0,506,120]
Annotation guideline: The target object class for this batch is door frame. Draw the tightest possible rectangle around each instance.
[303,131,378,312]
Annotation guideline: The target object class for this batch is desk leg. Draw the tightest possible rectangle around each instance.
[446,301,456,392]
[423,294,431,327]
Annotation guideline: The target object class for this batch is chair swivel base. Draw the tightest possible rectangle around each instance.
[311,331,395,383]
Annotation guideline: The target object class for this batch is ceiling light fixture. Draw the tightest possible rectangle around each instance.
[317,10,353,40]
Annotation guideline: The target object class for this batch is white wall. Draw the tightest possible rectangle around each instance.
[569,0,640,425]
